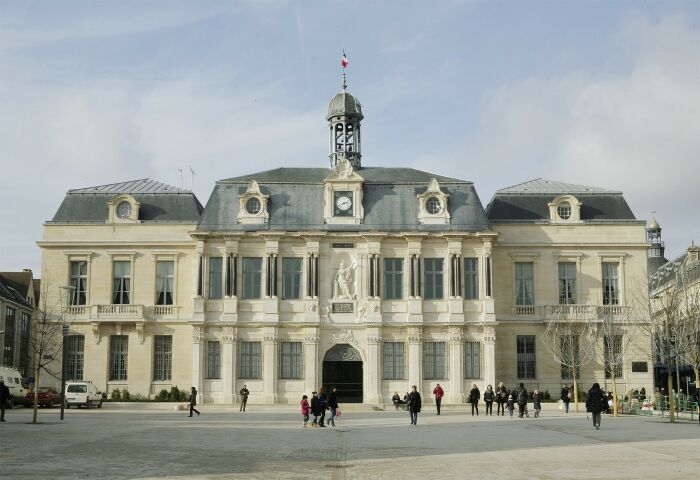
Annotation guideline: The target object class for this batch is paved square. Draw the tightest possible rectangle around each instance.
[2,405,699,479]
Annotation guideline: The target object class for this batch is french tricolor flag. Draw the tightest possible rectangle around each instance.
[341,51,348,68]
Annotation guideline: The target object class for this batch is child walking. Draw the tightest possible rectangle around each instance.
[533,390,542,418]
[507,390,515,417]
[300,394,310,428]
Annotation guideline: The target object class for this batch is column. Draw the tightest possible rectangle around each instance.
[261,327,278,404]
[263,239,280,322]
[222,326,237,404]
[407,327,422,389]
[448,326,465,403]
[366,329,382,404]
[482,326,496,389]
[304,328,320,394]
[191,326,204,399]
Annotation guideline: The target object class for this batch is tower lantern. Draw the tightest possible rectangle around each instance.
[326,75,363,169]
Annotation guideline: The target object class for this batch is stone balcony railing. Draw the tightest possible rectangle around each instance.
[64,304,181,321]
[510,304,631,320]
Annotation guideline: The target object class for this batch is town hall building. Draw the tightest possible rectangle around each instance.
[38,80,654,404]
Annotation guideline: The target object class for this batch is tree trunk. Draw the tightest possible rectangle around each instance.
[32,366,40,424]
[573,365,579,413]
[667,366,675,423]
[612,375,618,416]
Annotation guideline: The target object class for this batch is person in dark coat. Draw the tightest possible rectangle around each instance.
[327,386,339,426]
[407,385,422,425]
[496,383,507,416]
[517,383,528,418]
[318,387,327,427]
[188,387,200,417]
[586,383,607,430]
[533,390,542,418]
[561,385,571,413]
[483,385,495,416]
[392,392,402,410]
[468,384,481,416]
[0,379,10,422]
[239,385,249,412]
[310,391,321,427]
[507,389,515,417]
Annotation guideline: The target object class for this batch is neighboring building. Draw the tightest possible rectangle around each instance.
[38,80,654,403]
[0,269,36,377]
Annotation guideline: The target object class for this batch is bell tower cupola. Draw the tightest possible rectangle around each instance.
[327,73,363,169]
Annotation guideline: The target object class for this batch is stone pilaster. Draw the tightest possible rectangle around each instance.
[482,325,496,389]
[407,326,422,389]
[448,326,465,403]
[366,330,382,404]
[221,326,237,404]
[303,329,320,395]
[191,325,205,397]
[261,328,278,403]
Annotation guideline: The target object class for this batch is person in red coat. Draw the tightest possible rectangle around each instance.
[433,383,445,415]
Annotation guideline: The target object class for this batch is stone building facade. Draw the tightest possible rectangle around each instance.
[38,84,654,404]
[0,270,36,377]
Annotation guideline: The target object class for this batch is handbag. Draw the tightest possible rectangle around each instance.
[336,408,342,417]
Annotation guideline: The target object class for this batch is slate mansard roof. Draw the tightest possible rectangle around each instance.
[196,167,490,233]
[486,178,638,222]
[49,179,204,223]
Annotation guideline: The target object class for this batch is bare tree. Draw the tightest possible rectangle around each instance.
[542,306,597,412]
[28,275,64,424]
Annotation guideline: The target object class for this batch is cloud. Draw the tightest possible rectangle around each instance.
[456,13,700,256]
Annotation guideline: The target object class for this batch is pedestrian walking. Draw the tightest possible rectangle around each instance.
[407,385,421,425]
[0,379,10,422]
[301,395,310,428]
[310,391,321,427]
[318,387,327,427]
[561,385,571,413]
[496,383,507,416]
[484,385,494,415]
[188,387,200,417]
[239,385,249,412]
[507,389,515,417]
[517,383,528,418]
[327,386,339,426]
[468,383,480,416]
[432,383,444,415]
[533,390,542,418]
[586,383,607,430]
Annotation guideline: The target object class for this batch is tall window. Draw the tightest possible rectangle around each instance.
[464,341,481,379]
[239,341,262,379]
[69,261,87,305]
[156,260,174,305]
[279,341,302,379]
[424,258,444,300]
[464,258,479,300]
[560,335,579,380]
[242,258,262,299]
[19,312,30,376]
[383,342,405,380]
[604,335,623,379]
[423,341,447,380]
[65,335,84,380]
[558,262,576,304]
[515,262,534,305]
[383,258,403,300]
[112,261,131,304]
[602,263,619,305]
[282,258,303,300]
[516,335,536,379]
[109,335,128,381]
[153,335,172,381]
[3,306,16,366]
[206,341,221,379]
[208,257,223,299]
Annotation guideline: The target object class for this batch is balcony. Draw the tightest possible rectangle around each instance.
[96,304,143,319]
[64,304,182,321]
[509,304,631,320]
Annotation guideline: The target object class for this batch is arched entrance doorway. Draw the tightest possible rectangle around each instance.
[322,344,363,403]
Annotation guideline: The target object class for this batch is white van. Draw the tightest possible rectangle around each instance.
[0,366,28,407]
[64,381,103,408]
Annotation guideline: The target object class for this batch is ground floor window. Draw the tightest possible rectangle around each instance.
[153,335,172,381]
[240,341,262,379]
[65,335,85,380]
[464,341,480,379]
[517,335,536,379]
[206,341,221,379]
[423,341,447,380]
[279,341,302,379]
[109,335,128,381]
[383,342,405,380]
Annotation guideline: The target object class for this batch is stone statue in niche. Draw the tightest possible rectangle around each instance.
[333,260,357,299]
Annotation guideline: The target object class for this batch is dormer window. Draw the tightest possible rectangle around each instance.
[426,197,443,215]
[557,202,571,220]
[107,194,140,223]
[238,180,269,224]
[417,178,450,225]
[245,197,262,215]
[116,201,132,219]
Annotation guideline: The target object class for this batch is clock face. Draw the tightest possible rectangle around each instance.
[334,191,353,216]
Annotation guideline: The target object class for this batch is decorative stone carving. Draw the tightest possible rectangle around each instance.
[90,322,100,344]
[324,343,362,361]
[333,260,357,299]
[357,301,367,320]
[334,155,354,179]
[192,326,204,344]
[223,326,237,344]
[320,305,330,322]
[304,335,320,344]
[237,180,270,224]
[370,304,380,313]
[482,326,496,344]
[263,335,278,344]
[417,177,451,225]
[449,326,464,343]
[331,329,360,347]
[407,327,423,344]
[135,322,145,344]
[367,335,382,344]
[306,302,318,312]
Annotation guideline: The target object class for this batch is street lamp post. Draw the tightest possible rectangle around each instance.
[58,285,74,421]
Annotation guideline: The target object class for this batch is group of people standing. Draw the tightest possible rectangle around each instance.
[300,386,339,428]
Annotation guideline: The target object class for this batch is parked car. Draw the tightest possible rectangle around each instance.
[0,366,29,408]
[64,381,103,408]
[25,387,62,408]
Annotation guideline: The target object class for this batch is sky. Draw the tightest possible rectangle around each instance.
[0,0,698,274]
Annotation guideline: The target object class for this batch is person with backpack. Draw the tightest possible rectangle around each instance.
[468,383,481,416]
[407,385,422,425]
[586,383,607,430]
[496,383,508,416]
[517,383,528,418]
[561,385,571,413]
[483,385,495,416]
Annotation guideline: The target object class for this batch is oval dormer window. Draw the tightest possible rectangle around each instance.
[116,201,132,219]
[246,197,262,215]
[426,197,442,215]
[557,202,571,220]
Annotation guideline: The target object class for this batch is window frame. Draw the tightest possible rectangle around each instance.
[156,260,175,305]
[602,262,620,305]
[558,262,577,305]
[208,256,224,300]
[516,335,536,380]
[514,262,534,306]
[423,258,444,300]
[112,260,131,305]
[382,341,405,380]
[109,335,129,381]
[464,341,481,379]
[241,257,263,300]
[463,257,479,300]
[279,341,303,380]
[239,341,262,379]
[383,258,403,300]
[281,257,303,300]
[423,341,447,380]
[153,335,173,381]
[65,334,85,381]
[206,341,222,379]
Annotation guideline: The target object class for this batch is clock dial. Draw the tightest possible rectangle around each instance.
[336,196,352,211]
